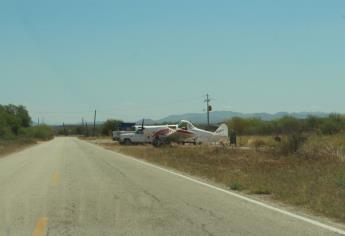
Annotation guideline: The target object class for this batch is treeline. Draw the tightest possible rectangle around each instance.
[226,114,345,136]
[0,104,54,141]
[55,119,122,136]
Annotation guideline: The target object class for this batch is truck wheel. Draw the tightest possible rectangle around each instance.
[153,138,162,147]
[123,139,132,145]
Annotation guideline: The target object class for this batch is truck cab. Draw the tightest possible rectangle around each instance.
[119,128,151,145]
[112,122,136,141]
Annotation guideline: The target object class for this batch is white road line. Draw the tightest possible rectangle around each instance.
[115,151,345,235]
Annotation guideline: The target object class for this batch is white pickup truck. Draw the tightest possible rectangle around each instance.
[118,129,152,145]
[112,122,137,141]
[112,130,135,141]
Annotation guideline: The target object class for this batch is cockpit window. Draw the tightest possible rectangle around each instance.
[178,121,193,130]
[178,122,187,130]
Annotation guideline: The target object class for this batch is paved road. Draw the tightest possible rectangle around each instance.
[0,137,344,236]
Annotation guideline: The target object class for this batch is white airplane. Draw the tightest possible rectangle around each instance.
[152,120,229,146]
[135,120,177,135]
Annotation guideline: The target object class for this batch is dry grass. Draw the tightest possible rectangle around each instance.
[78,136,110,141]
[238,135,283,147]
[299,134,345,162]
[98,142,345,223]
[0,139,36,158]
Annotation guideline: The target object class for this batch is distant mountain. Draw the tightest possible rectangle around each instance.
[135,119,156,125]
[150,111,329,124]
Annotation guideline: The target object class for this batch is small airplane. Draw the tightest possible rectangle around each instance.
[135,119,177,135]
[151,120,229,147]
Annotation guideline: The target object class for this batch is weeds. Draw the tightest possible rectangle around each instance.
[299,134,345,161]
[229,181,244,191]
[337,177,345,190]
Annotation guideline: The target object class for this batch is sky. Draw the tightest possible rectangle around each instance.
[1,0,345,124]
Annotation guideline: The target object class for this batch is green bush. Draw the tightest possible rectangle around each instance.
[0,117,15,139]
[320,114,345,134]
[337,177,345,190]
[102,119,122,136]
[0,105,31,135]
[277,133,307,155]
[21,125,54,140]
[226,114,345,136]
[229,181,244,191]
[0,104,56,142]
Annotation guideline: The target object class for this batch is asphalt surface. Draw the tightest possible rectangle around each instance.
[0,137,344,236]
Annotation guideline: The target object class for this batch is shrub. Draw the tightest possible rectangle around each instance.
[248,138,266,151]
[226,114,345,136]
[277,133,307,155]
[227,117,247,136]
[0,118,15,139]
[0,104,32,138]
[102,119,122,136]
[299,135,345,161]
[229,181,244,191]
[21,125,54,140]
[320,114,345,134]
[336,177,345,190]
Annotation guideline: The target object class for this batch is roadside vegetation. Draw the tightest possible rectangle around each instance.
[0,104,54,157]
[95,114,345,223]
[227,114,345,136]
[54,119,122,137]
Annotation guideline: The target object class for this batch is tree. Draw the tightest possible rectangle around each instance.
[228,117,247,135]
[305,115,323,132]
[276,116,306,154]
[0,114,14,139]
[0,104,32,138]
[101,119,122,136]
[16,105,31,127]
[277,116,303,135]
[320,114,345,134]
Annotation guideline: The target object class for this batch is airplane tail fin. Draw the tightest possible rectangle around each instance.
[214,124,228,137]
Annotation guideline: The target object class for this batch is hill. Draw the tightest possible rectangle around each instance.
[153,111,329,124]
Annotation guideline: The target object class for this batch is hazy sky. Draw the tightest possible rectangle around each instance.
[1,0,345,124]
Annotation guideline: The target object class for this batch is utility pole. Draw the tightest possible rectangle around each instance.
[85,122,89,136]
[63,122,66,136]
[81,118,85,136]
[204,94,211,127]
[37,117,40,126]
[93,110,97,136]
